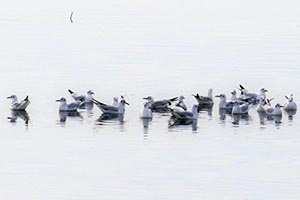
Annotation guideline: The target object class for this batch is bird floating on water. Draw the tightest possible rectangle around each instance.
[140,102,153,119]
[56,97,80,112]
[143,96,178,112]
[232,101,250,115]
[68,89,94,104]
[169,104,198,120]
[175,95,187,111]
[93,98,129,114]
[7,95,30,111]
[284,94,297,111]
[193,88,214,107]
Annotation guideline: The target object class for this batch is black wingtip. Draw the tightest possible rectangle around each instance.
[92,98,106,106]
[24,96,29,101]
[239,84,245,90]
[169,97,178,102]
[167,107,174,112]
[68,89,74,94]
[192,94,200,99]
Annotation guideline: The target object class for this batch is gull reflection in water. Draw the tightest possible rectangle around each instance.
[96,113,126,132]
[8,110,30,127]
[218,108,232,124]
[231,114,250,126]
[97,113,124,122]
[79,102,94,111]
[141,118,152,139]
[285,109,297,121]
[198,105,213,118]
[59,111,82,125]
[168,118,198,132]
[258,112,282,127]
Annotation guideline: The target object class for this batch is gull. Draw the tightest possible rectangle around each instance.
[56,97,80,111]
[284,94,297,110]
[140,102,153,119]
[143,96,178,112]
[169,104,198,120]
[112,97,119,107]
[239,85,268,101]
[112,95,126,107]
[215,94,234,110]
[175,95,187,111]
[265,103,283,116]
[68,89,94,103]
[231,90,249,104]
[257,98,274,112]
[93,98,129,114]
[232,101,250,115]
[193,88,214,106]
[7,95,30,111]
[230,90,238,101]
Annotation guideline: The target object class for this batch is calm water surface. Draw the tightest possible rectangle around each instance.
[0,0,300,199]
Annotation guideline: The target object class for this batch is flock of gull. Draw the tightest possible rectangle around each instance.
[7,85,297,127]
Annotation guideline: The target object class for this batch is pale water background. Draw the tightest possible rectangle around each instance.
[0,0,300,199]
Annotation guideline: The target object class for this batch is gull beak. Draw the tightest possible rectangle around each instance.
[265,89,268,92]
[143,97,148,100]
[90,91,94,94]
[7,96,11,99]
[125,101,130,105]
[56,99,61,102]
[279,105,284,108]
[215,95,220,98]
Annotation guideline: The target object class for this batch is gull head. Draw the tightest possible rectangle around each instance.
[56,97,66,103]
[87,90,94,95]
[215,94,226,99]
[178,95,185,102]
[285,94,294,102]
[7,95,18,103]
[7,95,17,100]
[120,99,130,106]
[260,88,268,93]
[143,96,153,102]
